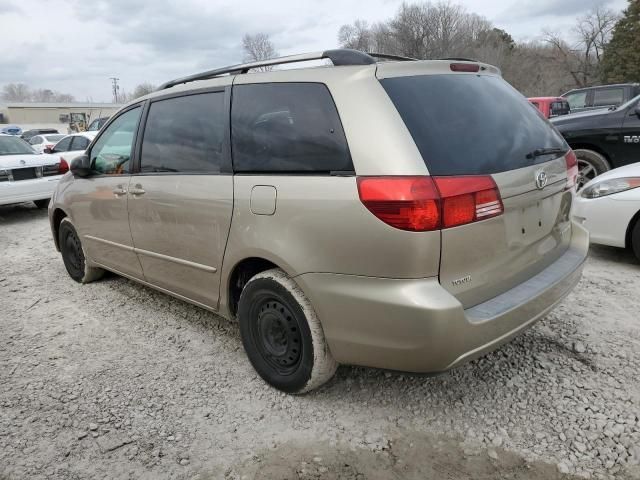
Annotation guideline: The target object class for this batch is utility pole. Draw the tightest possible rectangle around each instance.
[109,77,120,103]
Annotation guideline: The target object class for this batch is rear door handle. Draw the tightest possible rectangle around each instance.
[129,184,146,196]
[112,185,127,196]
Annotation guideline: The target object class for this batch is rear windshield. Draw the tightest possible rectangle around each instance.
[381,75,568,175]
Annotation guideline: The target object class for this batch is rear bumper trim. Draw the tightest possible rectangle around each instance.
[466,248,585,321]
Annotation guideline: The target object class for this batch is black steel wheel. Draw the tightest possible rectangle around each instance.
[58,218,104,283]
[238,269,337,393]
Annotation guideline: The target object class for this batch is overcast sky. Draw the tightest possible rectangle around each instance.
[0,0,628,102]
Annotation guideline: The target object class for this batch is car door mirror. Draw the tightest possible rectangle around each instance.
[44,147,53,154]
[70,154,93,177]
[635,105,640,118]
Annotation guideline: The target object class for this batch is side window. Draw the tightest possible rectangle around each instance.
[140,92,227,173]
[89,107,141,175]
[30,136,42,145]
[53,136,72,152]
[71,136,90,151]
[565,92,588,110]
[232,83,353,173]
[593,88,624,107]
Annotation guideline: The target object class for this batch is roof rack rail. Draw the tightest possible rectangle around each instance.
[159,49,376,90]
[367,52,417,62]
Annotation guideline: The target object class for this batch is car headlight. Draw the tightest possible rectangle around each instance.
[581,177,640,199]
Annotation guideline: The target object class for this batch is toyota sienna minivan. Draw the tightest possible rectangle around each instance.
[49,49,589,393]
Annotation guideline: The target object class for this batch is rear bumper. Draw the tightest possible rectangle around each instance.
[0,176,61,206]
[295,221,589,373]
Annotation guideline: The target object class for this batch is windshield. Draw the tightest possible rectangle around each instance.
[0,136,36,155]
[381,74,568,175]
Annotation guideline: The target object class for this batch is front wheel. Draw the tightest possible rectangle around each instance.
[574,149,610,190]
[238,268,337,394]
[58,218,104,283]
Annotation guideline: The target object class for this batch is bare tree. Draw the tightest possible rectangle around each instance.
[2,83,75,102]
[242,33,278,71]
[338,20,372,51]
[544,7,618,87]
[2,83,31,102]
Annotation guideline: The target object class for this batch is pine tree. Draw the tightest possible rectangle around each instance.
[602,0,640,83]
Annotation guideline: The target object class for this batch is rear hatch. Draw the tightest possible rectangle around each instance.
[380,66,575,308]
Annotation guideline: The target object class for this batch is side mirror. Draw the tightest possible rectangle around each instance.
[70,154,93,177]
[44,147,53,154]
[635,105,640,118]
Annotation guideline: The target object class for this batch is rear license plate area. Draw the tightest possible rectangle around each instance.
[11,168,37,181]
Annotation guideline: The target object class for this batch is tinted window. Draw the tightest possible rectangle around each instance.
[140,92,227,173]
[30,136,43,145]
[381,75,567,175]
[44,134,65,143]
[232,83,352,173]
[593,88,624,107]
[90,107,141,175]
[71,136,90,150]
[54,136,72,152]
[550,101,570,116]
[566,91,588,109]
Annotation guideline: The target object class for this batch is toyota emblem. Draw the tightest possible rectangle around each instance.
[535,170,548,190]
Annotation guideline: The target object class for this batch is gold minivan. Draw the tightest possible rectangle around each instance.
[49,50,588,393]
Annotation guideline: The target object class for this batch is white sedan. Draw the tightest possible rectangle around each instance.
[46,132,97,163]
[0,134,66,208]
[572,162,640,260]
[28,134,66,154]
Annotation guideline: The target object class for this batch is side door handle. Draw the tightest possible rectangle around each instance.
[129,184,146,196]
[112,185,127,196]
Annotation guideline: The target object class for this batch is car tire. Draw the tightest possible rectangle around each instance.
[574,149,611,189]
[58,218,104,283]
[34,199,50,209]
[631,219,640,262]
[238,268,337,394]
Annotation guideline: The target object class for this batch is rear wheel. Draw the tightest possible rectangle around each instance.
[574,149,610,189]
[238,268,337,394]
[631,219,640,262]
[58,218,104,283]
[34,199,49,209]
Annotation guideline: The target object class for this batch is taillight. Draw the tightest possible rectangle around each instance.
[450,63,480,73]
[356,176,440,231]
[58,158,69,174]
[357,175,503,231]
[565,150,578,191]
[433,176,503,228]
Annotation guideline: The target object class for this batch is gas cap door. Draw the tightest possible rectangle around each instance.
[250,185,277,215]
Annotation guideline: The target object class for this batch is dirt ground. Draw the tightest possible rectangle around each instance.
[1,203,639,480]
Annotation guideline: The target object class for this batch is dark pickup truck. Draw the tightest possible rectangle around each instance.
[563,83,640,114]
[551,94,640,188]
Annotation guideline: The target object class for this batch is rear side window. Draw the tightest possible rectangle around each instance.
[71,136,90,150]
[381,75,567,175]
[140,92,227,173]
[232,83,352,173]
[593,88,624,107]
[54,136,72,152]
[550,101,570,116]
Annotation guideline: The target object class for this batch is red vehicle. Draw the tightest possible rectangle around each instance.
[528,97,571,119]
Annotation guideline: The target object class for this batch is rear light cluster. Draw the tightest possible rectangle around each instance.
[42,157,69,176]
[565,150,579,191]
[357,175,504,232]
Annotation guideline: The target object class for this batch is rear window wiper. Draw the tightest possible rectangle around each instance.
[526,147,568,159]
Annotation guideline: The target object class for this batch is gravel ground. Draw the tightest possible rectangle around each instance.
[1,203,639,480]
